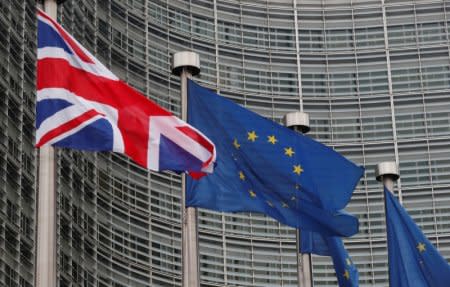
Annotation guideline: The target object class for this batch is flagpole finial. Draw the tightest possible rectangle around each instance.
[172,51,200,76]
[284,111,310,134]
[375,161,399,182]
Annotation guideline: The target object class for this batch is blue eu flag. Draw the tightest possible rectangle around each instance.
[187,80,364,237]
[302,232,359,286]
[385,186,450,287]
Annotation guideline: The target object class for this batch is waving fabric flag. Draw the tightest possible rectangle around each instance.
[302,233,359,286]
[384,186,450,287]
[186,80,364,237]
[36,10,215,174]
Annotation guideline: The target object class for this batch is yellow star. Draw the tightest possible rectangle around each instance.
[293,165,304,175]
[417,242,426,253]
[291,195,297,201]
[233,138,241,149]
[284,147,295,157]
[248,190,256,198]
[239,171,245,181]
[247,131,258,142]
[343,270,350,280]
[266,200,273,207]
[281,202,289,208]
[346,258,352,266]
[267,135,277,144]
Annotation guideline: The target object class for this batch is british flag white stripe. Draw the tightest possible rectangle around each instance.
[36,104,88,141]
[37,9,216,174]
[37,88,125,152]
[37,47,117,80]
[37,14,116,80]
[148,116,215,172]
[38,112,105,147]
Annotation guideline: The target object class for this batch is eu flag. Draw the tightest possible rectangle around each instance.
[302,232,359,286]
[186,80,364,237]
[385,186,450,287]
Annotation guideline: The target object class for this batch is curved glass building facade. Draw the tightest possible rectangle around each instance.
[1,0,450,286]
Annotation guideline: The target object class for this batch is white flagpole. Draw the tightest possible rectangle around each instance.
[35,2,58,287]
[284,112,313,287]
[375,161,400,286]
[172,51,201,287]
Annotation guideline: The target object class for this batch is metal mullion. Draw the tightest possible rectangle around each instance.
[350,1,378,284]
[79,4,89,282]
[323,1,334,145]
[189,0,193,49]
[143,1,154,285]
[213,0,220,91]
[412,1,441,248]
[250,222,255,286]
[212,0,229,284]
[293,0,303,112]
[163,5,180,283]
[266,1,276,122]
[443,0,450,59]
[279,234,284,286]
[125,5,130,84]
[14,1,26,286]
[240,2,247,108]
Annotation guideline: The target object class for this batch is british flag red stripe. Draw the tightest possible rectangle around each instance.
[37,109,103,147]
[38,10,93,64]
[37,58,170,115]
[36,9,216,174]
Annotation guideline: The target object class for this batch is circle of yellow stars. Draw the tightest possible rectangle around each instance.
[233,130,304,209]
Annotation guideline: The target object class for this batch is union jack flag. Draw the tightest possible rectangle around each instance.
[36,9,216,174]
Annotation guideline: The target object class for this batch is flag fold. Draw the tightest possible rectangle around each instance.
[302,233,359,286]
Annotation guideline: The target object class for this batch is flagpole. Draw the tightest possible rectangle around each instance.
[284,112,313,287]
[375,161,400,286]
[375,161,400,195]
[35,2,60,287]
[172,51,201,287]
